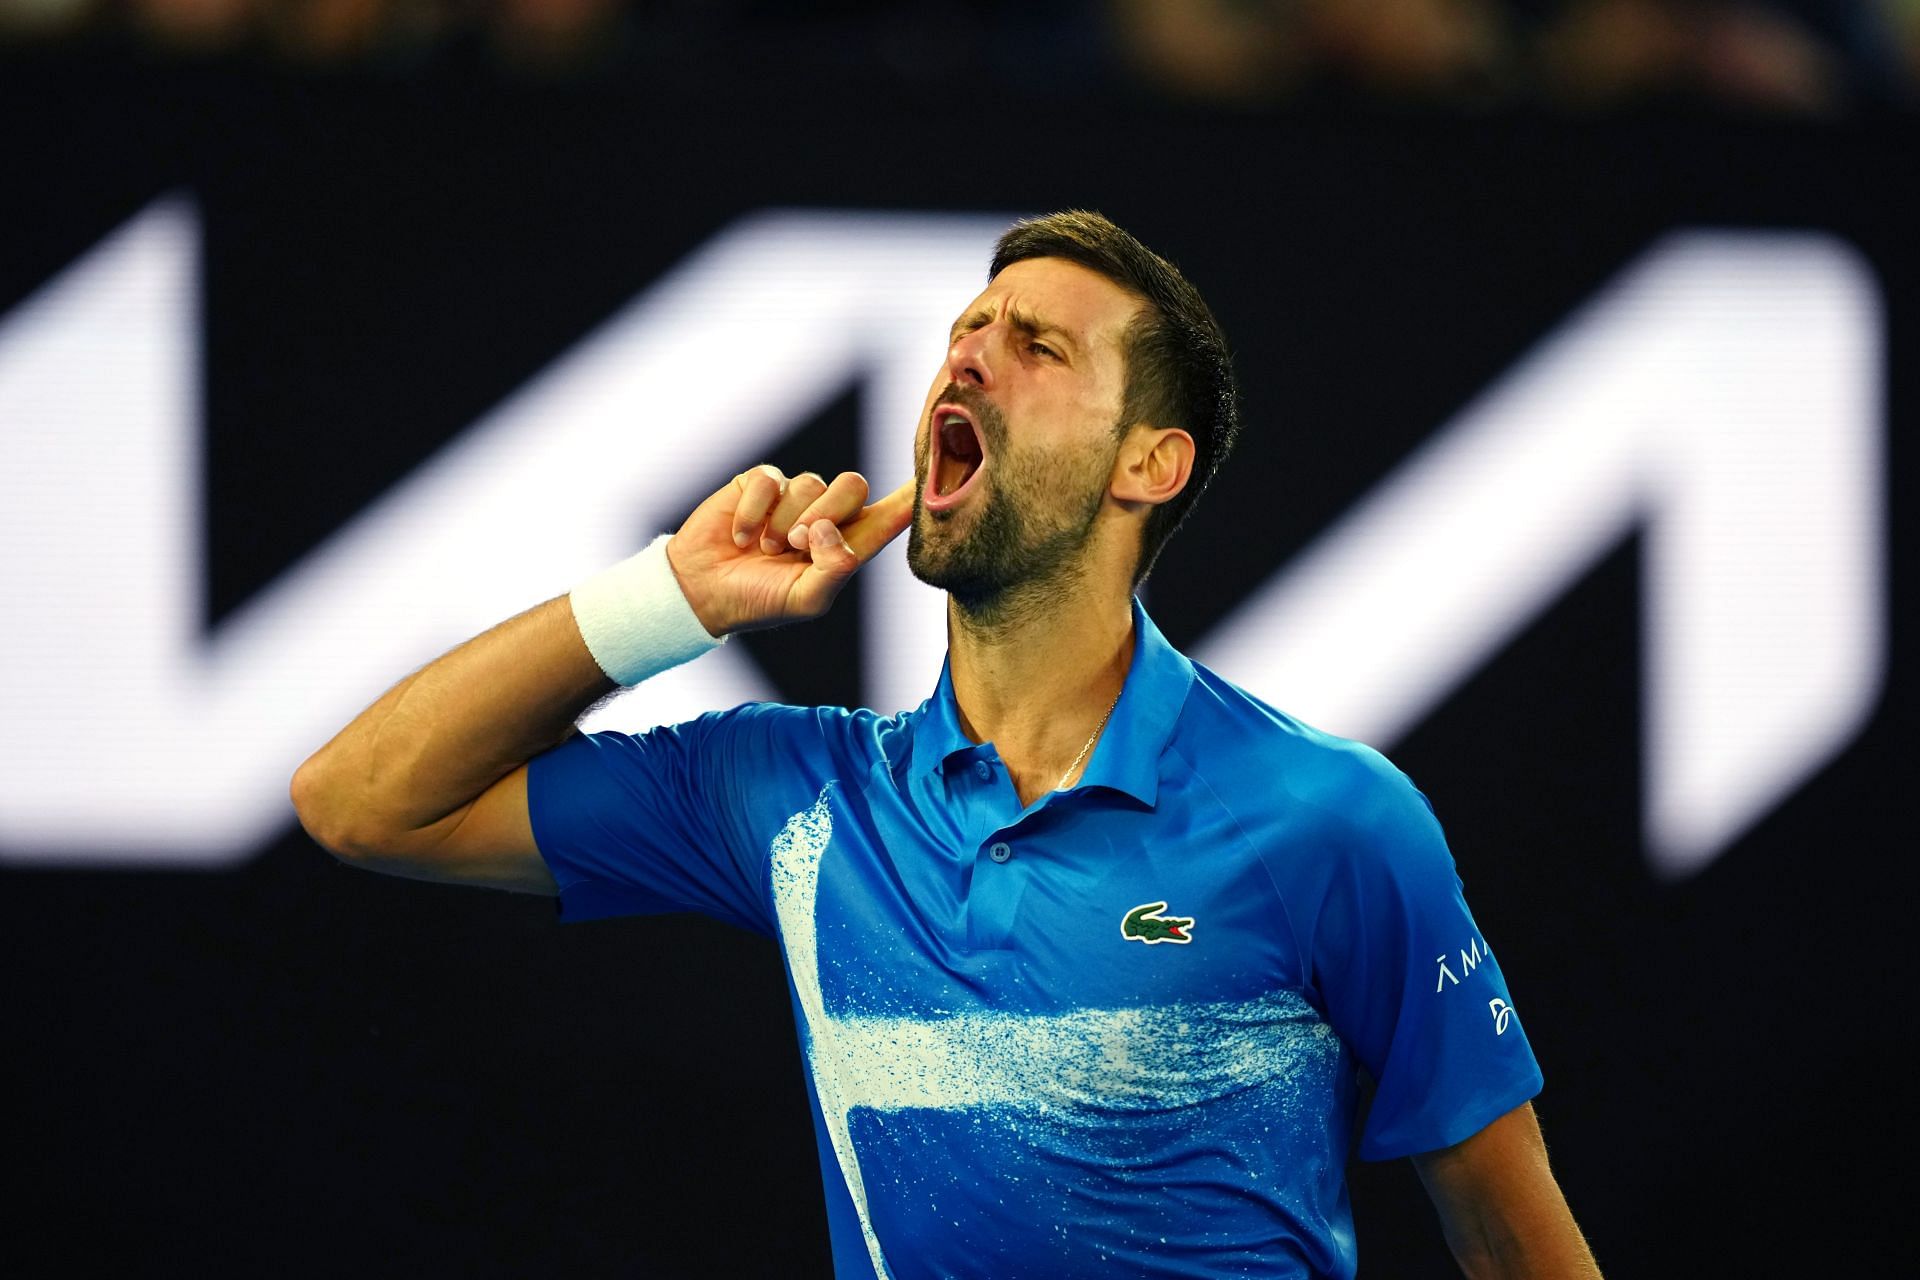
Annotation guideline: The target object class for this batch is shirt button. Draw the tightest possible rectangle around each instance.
[988,841,1013,864]
[973,761,993,781]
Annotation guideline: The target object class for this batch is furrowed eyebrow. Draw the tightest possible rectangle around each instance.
[1007,307,1070,347]
[949,309,994,343]
[1006,308,1080,361]
[944,301,1082,360]
[947,307,1079,357]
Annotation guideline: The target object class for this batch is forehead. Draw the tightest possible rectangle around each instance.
[964,256,1144,351]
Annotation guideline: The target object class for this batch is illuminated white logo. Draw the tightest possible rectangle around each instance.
[1489,999,1515,1036]
[0,199,1003,865]
[1198,232,1884,879]
[0,204,1885,878]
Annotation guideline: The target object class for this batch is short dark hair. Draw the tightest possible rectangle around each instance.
[989,210,1240,584]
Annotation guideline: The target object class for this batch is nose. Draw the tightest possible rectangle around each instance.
[945,323,996,391]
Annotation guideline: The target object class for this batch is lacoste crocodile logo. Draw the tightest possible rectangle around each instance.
[1121,902,1195,945]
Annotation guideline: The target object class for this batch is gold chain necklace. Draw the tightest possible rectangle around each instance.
[1054,687,1123,792]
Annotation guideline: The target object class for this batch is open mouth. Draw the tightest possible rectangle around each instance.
[925,404,987,511]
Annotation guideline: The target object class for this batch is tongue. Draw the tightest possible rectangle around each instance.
[938,453,975,496]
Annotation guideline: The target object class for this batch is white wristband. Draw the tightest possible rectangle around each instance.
[569,534,725,686]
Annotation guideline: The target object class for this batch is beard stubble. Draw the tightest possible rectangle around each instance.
[906,383,1116,625]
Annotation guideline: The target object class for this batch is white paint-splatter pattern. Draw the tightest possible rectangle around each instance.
[769,787,897,1279]
[769,786,1341,1279]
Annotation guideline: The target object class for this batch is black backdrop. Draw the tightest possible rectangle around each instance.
[4,52,1915,1277]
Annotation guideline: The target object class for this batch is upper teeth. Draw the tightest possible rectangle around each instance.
[941,413,967,429]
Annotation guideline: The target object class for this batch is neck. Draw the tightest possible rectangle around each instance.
[947,572,1135,806]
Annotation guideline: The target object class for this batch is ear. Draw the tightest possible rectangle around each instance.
[1110,425,1195,510]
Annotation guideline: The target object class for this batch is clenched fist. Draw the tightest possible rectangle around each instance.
[667,465,916,637]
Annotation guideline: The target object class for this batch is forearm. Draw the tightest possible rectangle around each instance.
[292,596,611,851]
[292,466,911,877]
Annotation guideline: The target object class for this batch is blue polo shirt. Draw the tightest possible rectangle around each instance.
[528,600,1542,1279]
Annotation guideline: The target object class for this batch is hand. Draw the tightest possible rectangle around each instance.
[666,465,916,637]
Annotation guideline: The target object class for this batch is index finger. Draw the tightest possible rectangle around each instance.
[837,479,917,563]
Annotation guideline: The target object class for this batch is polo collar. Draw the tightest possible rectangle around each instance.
[907,597,1196,807]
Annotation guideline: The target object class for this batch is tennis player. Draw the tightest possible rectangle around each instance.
[295,211,1602,1278]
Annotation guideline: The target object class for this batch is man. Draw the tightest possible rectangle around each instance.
[293,211,1602,1278]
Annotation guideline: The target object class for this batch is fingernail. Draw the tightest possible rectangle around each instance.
[788,525,807,549]
[761,536,784,555]
[733,530,751,548]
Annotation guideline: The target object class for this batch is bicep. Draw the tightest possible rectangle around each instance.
[1411,1101,1553,1219]
[1309,774,1543,1159]
[351,765,558,895]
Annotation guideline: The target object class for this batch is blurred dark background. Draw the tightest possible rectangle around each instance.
[4,4,1915,1277]
[5,0,1919,113]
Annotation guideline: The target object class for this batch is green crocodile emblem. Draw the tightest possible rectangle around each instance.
[1121,901,1194,945]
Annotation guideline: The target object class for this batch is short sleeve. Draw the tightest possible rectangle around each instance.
[526,702,824,936]
[1309,764,1543,1160]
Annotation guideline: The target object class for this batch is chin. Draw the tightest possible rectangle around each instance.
[905,519,969,592]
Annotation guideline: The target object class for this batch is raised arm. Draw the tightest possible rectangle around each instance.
[1411,1101,1604,1279]
[290,466,913,892]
